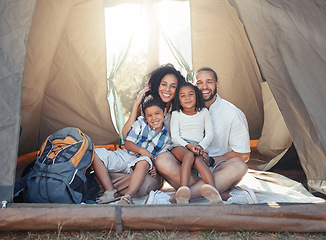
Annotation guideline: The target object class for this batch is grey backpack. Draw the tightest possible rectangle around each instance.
[22,127,97,203]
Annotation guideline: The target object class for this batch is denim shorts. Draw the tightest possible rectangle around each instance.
[192,160,227,177]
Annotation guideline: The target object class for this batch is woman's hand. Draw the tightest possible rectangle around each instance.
[134,87,149,106]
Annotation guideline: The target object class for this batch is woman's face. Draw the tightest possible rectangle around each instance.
[158,74,178,104]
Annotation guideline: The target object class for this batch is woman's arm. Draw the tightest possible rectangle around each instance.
[121,87,149,138]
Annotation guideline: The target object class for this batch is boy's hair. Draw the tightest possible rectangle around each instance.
[141,91,166,116]
[173,82,205,112]
[195,67,218,82]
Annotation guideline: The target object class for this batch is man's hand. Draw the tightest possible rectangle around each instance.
[201,149,210,166]
[149,165,157,178]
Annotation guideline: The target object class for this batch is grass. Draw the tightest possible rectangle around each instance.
[1,230,326,240]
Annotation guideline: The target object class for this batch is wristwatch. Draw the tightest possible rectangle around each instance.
[209,157,215,167]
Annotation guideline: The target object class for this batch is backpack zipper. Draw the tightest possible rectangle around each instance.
[69,169,78,185]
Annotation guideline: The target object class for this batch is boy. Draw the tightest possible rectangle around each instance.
[92,92,171,204]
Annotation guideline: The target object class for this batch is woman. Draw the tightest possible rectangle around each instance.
[122,63,186,137]
[111,64,186,199]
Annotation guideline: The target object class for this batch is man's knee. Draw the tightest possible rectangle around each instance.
[232,157,248,174]
[215,157,248,176]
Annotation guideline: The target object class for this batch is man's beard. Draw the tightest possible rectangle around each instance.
[203,87,217,102]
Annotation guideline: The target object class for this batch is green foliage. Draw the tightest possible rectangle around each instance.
[113,52,148,121]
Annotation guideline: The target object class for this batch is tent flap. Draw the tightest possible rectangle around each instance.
[0,0,37,201]
[231,0,326,194]
[19,0,119,156]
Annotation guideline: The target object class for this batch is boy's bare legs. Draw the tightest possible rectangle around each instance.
[92,153,115,191]
[170,146,195,186]
[193,156,215,188]
[155,152,248,201]
[124,160,150,197]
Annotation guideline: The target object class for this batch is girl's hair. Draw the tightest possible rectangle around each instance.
[141,91,166,116]
[173,82,205,112]
[147,63,186,99]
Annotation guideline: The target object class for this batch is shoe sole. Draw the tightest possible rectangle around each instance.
[201,184,223,204]
[145,191,155,204]
[176,186,190,204]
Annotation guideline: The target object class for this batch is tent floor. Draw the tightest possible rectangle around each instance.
[16,141,316,198]
[249,149,307,187]
[6,142,326,232]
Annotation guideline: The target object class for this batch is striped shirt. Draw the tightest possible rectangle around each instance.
[125,116,171,158]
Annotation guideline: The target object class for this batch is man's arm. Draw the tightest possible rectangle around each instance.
[213,151,250,163]
[202,150,250,166]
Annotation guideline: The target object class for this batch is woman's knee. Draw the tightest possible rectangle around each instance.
[155,152,177,173]
[134,174,162,198]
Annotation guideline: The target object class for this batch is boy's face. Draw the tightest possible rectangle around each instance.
[144,105,165,132]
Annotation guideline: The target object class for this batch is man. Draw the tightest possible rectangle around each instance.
[155,67,257,204]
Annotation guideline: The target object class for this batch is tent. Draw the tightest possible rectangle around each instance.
[1,0,326,232]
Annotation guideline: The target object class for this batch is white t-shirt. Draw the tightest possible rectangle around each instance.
[170,108,214,149]
[207,95,250,157]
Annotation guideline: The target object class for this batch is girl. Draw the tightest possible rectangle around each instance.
[170,82,220,204]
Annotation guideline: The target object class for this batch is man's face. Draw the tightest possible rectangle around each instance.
[195,70,218,103]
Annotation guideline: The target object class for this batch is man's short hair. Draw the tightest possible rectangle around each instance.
[195,67,218,82]
[141,91,166,116]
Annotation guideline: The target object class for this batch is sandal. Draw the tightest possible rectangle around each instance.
[118,195,134,205]
[97,189,120,204]
[201,184,222,204]
[176,186,191,204]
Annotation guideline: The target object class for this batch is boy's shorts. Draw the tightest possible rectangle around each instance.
[95,148,153,174]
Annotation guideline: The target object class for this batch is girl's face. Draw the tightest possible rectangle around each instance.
[158,74,178,104]
[179,85,196,111]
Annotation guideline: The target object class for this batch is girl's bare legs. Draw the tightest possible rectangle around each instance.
[92,153,115,191]
[171,146,195,186]
[124,160,150,197]
[193,156,215,188]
